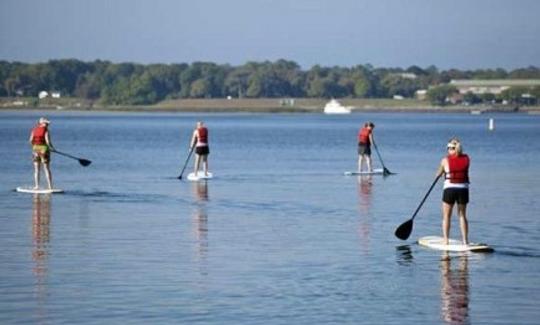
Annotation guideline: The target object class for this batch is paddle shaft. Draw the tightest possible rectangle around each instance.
[52,150,81,160]
[410,174,441,221]
[373,143,391,174]
[178,146,194,179]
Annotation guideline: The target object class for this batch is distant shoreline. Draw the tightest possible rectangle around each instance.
[1,97,538,114]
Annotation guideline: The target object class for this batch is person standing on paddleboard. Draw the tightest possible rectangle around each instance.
[29,117,55,189]
[190,121,210,177]
[357,122,375,172]
[436,138,469,245]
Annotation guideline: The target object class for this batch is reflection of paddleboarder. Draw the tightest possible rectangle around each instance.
[29,117,55,189]
[32,194,51,269]
[192,182,209,264]
[440,254,469,325]
[357,175,372,254]
[193,181,209,202]
[357,175,373,212]
[189,121,210,177]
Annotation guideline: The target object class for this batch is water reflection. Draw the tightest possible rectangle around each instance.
[357,175,372,254]
[395,245,414,266]
[192,182,209,268]
[440,254,470,325]
[31,194,51,321]
[356,175,373,213]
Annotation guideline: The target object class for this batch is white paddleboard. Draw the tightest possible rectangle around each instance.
[418,236,493,252]
[344,168,385,176]
[187,171,213,181]
[16,186,64,194]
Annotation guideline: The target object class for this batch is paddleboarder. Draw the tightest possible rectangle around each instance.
[29,117,54,189]
[436,138,470,245]
[358,122,375,172]
[189,121,210,177]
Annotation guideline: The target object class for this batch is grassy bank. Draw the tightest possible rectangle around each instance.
[1,97,538,113]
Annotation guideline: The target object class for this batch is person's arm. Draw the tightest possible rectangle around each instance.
[436,158,446,177]
[45,130,54,150]
[369,132,375,146]
[189,130,197,150]
[28,131,34,145]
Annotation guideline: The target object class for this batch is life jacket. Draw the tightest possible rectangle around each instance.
[446,154,470,184]
[358,127,371,145]
[197,127,208,145]
[31,125,47,145]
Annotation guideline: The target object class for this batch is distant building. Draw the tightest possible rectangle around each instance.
[391,73,417,80]
[399,73,417,79]
[51,91,61,98]
[415,89,427,100]
[450,79,540,95]
[38,91,48,99]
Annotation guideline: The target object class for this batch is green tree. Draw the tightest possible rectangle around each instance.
[426,85,457,105]
[190,78,211,98]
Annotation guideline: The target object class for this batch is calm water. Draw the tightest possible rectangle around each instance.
[1,111,539,324]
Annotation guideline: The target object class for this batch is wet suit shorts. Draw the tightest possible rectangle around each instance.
[442,187,469,205]
[358,143,371,155]
[32,145,50,163]
[196,146,210,155]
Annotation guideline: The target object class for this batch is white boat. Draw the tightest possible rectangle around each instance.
[323,99,351,114]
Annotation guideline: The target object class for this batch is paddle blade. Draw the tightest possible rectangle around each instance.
[383,167,393,176]
[79,159,92,167]
[395,219,414,240]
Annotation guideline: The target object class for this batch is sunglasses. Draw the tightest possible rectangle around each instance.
[447,146,456,150]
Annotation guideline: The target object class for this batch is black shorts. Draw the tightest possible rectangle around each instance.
[442,188,469,205]
[196,146,209,155]
[358,143,371,155]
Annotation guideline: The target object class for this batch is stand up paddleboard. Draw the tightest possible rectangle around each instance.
[344,168,385,176]
[418,236,493,253]
[187,171,213,181]
[16,186,64,194]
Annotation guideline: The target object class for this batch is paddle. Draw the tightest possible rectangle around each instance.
[373,142,393,175]
[178,146,195,180]
[52,149,92,166]
[394,174,441,240]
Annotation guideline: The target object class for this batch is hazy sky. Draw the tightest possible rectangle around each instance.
[1,0,539,69]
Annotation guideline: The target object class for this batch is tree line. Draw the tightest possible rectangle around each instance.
[1,59,539,105]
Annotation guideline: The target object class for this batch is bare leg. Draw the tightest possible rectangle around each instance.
[442,202,453,245]
[202,155,209,176]
[457,204,469,245]
[44,163,53,189]
[358,155,366,171]
[33,161,40,189]
[194,154,201,175]
[366,155,372,172]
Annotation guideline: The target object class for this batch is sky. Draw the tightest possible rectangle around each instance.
[1,0,539,70]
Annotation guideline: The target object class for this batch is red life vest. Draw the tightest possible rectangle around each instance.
[446,154,470,183]
[197,127,208,145]
[32,125,47,145]
[358,127,371,145]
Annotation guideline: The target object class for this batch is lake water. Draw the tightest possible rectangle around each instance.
[1,111,539,324]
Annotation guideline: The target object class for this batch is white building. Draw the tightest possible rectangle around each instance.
[450,79,540,95]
